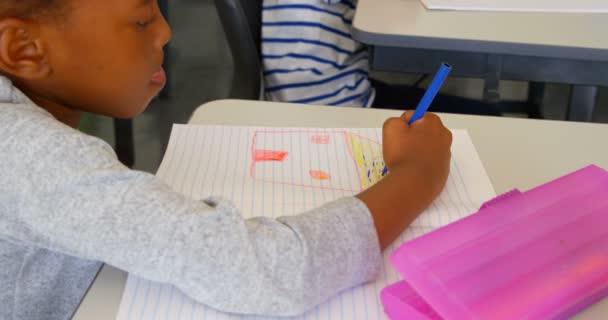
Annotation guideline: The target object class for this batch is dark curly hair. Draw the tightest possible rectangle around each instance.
[0,0,67,20]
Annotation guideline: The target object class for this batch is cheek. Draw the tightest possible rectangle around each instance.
[93,69,155,118]
[119,78,160,117]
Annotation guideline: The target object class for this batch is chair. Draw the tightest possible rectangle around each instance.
[214,0,263,100]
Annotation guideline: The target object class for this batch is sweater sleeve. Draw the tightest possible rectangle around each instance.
[0,105,382,317]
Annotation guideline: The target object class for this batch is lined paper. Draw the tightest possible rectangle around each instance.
[419,0,608,13]
[116,126,495,320]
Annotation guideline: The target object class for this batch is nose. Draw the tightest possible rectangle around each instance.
[155,6,173,49]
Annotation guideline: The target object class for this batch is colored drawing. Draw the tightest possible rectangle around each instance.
[310,170,331,180]
[250,130,386,191]
[345,132,388,189]
[311,134,330,144]
[253,150,288,162]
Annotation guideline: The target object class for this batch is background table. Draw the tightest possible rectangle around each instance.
[352,0,608,121]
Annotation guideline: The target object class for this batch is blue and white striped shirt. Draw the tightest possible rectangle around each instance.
[262,0,374,107]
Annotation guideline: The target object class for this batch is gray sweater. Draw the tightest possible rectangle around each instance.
[0,77,382,319]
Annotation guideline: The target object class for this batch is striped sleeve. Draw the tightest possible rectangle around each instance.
[262,0,374,108]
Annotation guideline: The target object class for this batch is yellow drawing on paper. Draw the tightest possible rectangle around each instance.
[346,132,388,189]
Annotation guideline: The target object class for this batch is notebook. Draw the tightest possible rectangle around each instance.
[419,0,608,13]
[115,125,495,320]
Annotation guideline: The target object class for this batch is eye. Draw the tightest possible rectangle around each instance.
[135,5,158,30]
[136,19,152,30]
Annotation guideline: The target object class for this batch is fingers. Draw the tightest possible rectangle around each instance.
[383,116,407,131]
[445,128,453,145]
[385,111,448,135]
[400,110,415,122]
[400,111,442,126]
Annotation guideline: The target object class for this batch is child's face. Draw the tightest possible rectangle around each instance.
[32,0,172,118]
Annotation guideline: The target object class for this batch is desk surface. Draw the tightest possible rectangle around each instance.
[74,99,608,319]
[353,0,608,61]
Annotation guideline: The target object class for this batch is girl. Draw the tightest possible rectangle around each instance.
[0,1,452,319]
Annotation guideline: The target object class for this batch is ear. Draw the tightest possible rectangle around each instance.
[0,18,51,80]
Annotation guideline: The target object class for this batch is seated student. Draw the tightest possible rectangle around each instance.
[0,1,452,319]
[262,0,374,107]
[262,0,500,115]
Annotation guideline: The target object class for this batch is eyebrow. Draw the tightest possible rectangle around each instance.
[137,0,153,8]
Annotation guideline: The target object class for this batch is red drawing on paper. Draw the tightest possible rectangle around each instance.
[309,170,330,180]
[311,134,330,144]
[249,130,388,192]
[253,150,288,162]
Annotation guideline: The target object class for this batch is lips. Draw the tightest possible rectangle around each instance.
[151,67,166,85]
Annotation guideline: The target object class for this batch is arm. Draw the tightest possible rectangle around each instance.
[1,115,381,317]
[2,107,449,317]
[357,111,452,249]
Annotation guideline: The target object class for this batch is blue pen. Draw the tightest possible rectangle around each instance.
[380,63,452,177]
[408,63,452,125]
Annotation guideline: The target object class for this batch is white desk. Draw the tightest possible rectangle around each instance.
[74,99,608,319]
[352,0,608,121]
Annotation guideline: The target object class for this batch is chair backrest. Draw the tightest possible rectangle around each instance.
[214,0,263,100]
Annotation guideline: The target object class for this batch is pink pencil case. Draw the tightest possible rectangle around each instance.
[381,165,608,320]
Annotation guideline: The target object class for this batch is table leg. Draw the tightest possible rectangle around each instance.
[525,82,545,119]
[113,118,135,168]
[483,55,502,104]
[567,85,597,122]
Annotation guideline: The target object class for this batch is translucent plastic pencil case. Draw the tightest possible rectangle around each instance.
[381,165,608,320]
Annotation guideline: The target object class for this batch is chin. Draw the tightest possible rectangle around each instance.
[112,104,149,119]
